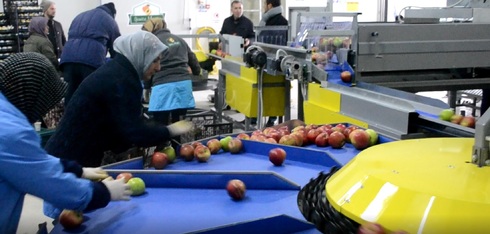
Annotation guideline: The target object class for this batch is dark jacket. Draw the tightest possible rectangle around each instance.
[220,15,255,40]
[47,19,66,58]
[150,28,200,87]
[23,33,59,69]
[259,13,288,46]
[46,54,171,167]
[60,5,120,69]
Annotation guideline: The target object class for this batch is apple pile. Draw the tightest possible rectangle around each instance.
[244,124,379,150]
[438,108,476,128]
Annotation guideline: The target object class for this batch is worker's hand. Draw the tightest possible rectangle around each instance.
[244,38,250,47]
[102,178,132,201]
[82,167,108,180]
[143,89,151,103]
[218,42,222,50]
[167,120,193,137]
[187,66,192,74]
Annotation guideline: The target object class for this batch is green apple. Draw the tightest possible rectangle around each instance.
[439,109,454,121]
[365,129,378,146]
[210,49,217,54]
[127,177,146,196]
[220,136,232,152]
[160,146,176,163]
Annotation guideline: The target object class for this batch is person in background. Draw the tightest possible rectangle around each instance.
[23,17,59,70]
[60,2,120,106]
[257,0,288,127]
[220,0,255,51]
[40,0,65,59]
[0,53,131,233]
[141,18,201,148]
[45,31,193,168]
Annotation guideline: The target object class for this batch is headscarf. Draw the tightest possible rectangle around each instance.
[142,18,166,34]
[0,53,66,123]
[28,17,48,37]
[113,31,168,80]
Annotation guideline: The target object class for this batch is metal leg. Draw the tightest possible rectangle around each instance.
[284,80,291,121]
[448,90,457,110]
[215,70,226,122]
[298,81,305,121]
[257,68,264,130]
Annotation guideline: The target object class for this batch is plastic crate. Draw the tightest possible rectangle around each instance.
[180,110,233,143]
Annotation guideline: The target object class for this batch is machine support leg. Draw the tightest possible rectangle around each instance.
[448,90,457,110]
[284,80,291,122]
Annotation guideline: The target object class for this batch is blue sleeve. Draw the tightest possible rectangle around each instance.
[60,159,83,177]
[0,105,109,211]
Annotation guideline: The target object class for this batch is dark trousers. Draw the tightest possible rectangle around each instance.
[62,63,96,107]
[152,108,188,148]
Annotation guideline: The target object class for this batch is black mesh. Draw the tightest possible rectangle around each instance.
[297,167,360,234]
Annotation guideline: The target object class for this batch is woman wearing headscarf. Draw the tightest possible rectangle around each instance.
[141,18,201,147]
[45,31,193,168]
[23,16,59,69]
[0,53,131,233]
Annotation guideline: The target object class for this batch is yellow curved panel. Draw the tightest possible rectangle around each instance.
[326,138,490,233]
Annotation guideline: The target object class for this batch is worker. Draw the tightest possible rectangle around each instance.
[0,52,131,233]
[219,0,255,51]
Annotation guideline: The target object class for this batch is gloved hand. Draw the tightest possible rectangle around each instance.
[102,178,132,201]
[167,120,193,137]
[82,167,108,180]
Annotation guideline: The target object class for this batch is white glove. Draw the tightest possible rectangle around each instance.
[102,178,132,201]
[167,120,193,137]
[143,89,150,103]
[82,167,108,180]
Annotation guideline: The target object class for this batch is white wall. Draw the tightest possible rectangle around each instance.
[42,0,101,36]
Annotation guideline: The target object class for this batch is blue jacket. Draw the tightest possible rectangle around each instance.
[0,93,110,233]
[46,54,172,167]
[60,5,120,69]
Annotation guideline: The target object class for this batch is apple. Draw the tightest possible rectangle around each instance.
[266,131,282,142]
[236,133,250,140]
[206,139,222,154]
[306,129,322,144]
[226,179,246,200]
[450,114,464,124]
[278,128,290,136]
[291,125,305,132]
[342,128,355,143]
[265,138,277,144]
[315,132,329,147]
[289,133,304,146]
[194,145,211,162]
[160,146,176,163]
[328,131,346,149]
[262,127,275,135]
[364,129,378,146]
[191,141,203,149]
[357,222,385,234]
[152,152,168,170]
[335,124,347,131]
[340,71,352,82]
[250,134,266,142]
[228,138,243,154]
[349,129,371,150]
[251,130,263,136]
[439,108,454,121]
[59,209,83,229]
[127,177,146,196]
[279,135,296,146]
[220,136,233,151]
[116,172,133,183]
[179,144,195,161]
[460,116,476,128]
[269,147,287,166]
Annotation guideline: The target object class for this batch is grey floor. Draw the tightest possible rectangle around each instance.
[18,80,475,233]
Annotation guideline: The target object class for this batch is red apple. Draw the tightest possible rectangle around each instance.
[269,147,287,166]
[335,124,347,131]
[59,209,83,230]
[152,152,168,169]
[349,129,371,150]
[460,116,476,128]
[291,125,305,132]
[267,131,282,142]
[343,128,354,143]
[315,132,329,147]
[116,172,133,183]
[328,131,346,149]
[357,222,385,234]
[306,129,322,143]
[251,130,263,136]
[340,71,352,82]
[450,114,464,124]
[194,145,211,162]
[179,144,195,161]
[279,135,296,146]
[191,141,203,149]
[226,179,246,200]
[262,127,275,135]
[236,133,250,140]
[250,134,266,142]
[228,138,243,154]
[278,128,290,136]
[265,138,277,144]
[206,139,222,154]
[289,133,304,146]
